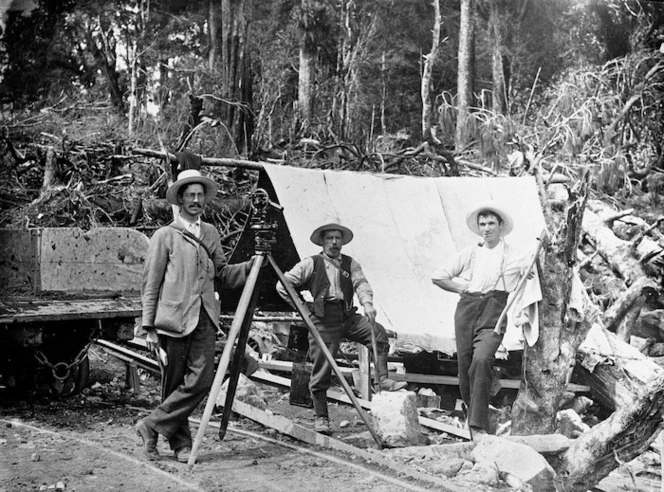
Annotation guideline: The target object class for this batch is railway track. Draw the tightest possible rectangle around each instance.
[92,339,457,491]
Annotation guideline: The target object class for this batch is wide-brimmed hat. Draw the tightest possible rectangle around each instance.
[166,169,217,205]
[466,202,514,237]
[310,217,354,246]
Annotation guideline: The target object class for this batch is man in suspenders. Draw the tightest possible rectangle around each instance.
[277,218,407,435]
[432,203,530,440]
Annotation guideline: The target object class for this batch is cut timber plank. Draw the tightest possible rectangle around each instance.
[220,398,466,492]
[258,359,590,393]
[250,370,471,440]
[0,297,142,324]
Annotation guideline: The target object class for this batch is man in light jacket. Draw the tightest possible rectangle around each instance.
[135,169,252,463]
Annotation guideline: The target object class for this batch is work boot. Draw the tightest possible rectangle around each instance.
[375,352,407,391]
[175,446,192,463]
[470,426,488,443]
[314,416,331,435]
[135,419,159,460]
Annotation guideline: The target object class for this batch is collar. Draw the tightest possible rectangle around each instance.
[178,214,201,229]
[321,252,341,263]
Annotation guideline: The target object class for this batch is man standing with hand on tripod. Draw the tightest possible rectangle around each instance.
[277,218,407,436]
[135,169,253,463]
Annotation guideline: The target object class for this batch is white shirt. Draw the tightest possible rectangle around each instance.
[179,215,201,238]
[433,239,529,294]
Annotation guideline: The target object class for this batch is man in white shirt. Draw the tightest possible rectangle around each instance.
[277,218,406,435]
[432,203,530,440]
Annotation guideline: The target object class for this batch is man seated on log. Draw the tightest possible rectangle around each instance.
[432,202,533,441]
[276,217,407,436]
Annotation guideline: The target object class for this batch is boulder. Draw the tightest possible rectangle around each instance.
[472,435,557,491]
[556,408,590,438]
[371,391,424,447]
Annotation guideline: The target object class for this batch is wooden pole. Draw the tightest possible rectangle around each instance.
[267,253,384,448]
[133,147,265,171]
[187,254,264,468]
[493,228,547,335]
[370,322,381,394]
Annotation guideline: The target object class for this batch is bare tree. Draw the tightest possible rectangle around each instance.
[208,0,222,70]
[221,0,253,155]
[455,0,476,149]
[421,0,441,140]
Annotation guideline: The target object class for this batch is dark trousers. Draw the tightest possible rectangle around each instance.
[144,306,215,451]
[309,302,389,417]
[454,291,507,431]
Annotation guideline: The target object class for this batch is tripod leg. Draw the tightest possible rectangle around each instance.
[218,266,262,440]
[187,254,264,469]
[267,253,383,448]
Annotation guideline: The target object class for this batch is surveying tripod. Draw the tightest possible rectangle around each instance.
[188,189,382,467]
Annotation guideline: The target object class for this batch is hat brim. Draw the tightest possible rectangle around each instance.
[166,176,217,205]
[310,224,354,246]
[466,203,514,237]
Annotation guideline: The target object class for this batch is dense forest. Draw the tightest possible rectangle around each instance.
[2,1,664,490]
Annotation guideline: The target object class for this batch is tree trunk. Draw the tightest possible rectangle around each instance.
[297,0,321,131]
[208,0,222,70]
[558,325,664,491]
[603,276,658,341]
[221,0,252,155]
[421,0,441,140]
[489,0,507,115]
[455,0,475,150]
[512,176,593,435]
[86,23,125,115]
[298,46,313,129]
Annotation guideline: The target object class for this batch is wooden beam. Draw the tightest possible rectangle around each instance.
[133,147,265,171]
[258,359,590,393]
[250,369,471,440]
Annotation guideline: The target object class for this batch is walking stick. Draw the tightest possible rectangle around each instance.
[267,253,384,448]
[369,321,381,394]
[188,254,264,468]
[493,228,548,335]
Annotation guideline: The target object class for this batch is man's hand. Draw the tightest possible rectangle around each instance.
[363,302,377,325]
[144,327,159,352]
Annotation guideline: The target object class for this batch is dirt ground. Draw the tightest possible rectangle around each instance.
[2,344,662,492]
[0,345,437,492]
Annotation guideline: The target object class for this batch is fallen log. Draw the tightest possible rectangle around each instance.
[582,208,646,285]
[584,200,663,284]
[559,324,664,491]
[603,276,658,342]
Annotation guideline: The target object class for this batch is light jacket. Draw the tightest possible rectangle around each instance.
[141,220,250,337]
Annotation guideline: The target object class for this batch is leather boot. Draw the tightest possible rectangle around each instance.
[375,352,407,391]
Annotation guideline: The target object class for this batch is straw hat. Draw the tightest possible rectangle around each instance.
[165,169,217,205]
[310,217,354,246]
[466,202,514,237]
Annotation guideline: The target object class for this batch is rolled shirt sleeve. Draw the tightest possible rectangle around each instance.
[349,258,373,306]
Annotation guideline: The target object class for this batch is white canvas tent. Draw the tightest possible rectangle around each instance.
[262,164,546,354]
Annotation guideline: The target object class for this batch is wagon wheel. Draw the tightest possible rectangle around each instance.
[49,356,90,398]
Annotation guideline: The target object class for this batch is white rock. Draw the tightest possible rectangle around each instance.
[371,391,424,448]
[472,435,557,491]
[556,408,590,438]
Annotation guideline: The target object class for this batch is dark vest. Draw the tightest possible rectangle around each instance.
[305,254,354,317]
